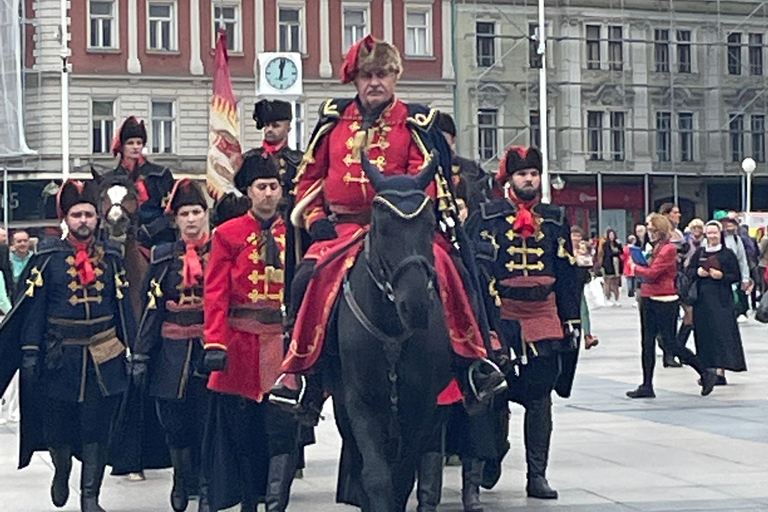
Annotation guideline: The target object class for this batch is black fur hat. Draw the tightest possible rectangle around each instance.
[436,112,457,137]
[212,192,251,227]
[57,180,100,219]
[496,146,543,183]
[234,154,280,193]
[167,179,208,214]
[253,99,292,129]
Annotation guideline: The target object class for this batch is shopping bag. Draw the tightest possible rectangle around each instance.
[584,277,607,311]
[755,292,768,323]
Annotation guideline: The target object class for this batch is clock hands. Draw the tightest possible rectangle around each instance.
[278,58,286,80]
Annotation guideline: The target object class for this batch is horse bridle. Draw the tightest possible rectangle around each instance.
[363,234,436,303]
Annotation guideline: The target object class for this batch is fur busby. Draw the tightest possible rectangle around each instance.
[341,35,402,84]
[495,146,543,183]
[234,154,280,193]
[212,192,252,227]
[57,179,100,219]
[166,178,208,214]
[436,112,457,138]
[253,99,293,129]
[112,116,147,156]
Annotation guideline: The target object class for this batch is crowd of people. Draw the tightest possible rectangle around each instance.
[0,32,760,512]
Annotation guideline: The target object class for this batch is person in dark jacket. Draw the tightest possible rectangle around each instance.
[596,229,623,306]
[687,220,747,385]
[108,116,176,250]
[436,112,492,214]
[627,214,718,399]
[130,179,212,512]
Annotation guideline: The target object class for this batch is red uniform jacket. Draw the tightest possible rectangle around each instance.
[204,212,286,402]
[293,97,437,232]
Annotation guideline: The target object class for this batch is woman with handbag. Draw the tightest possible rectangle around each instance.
[626,214,719,399]
[596,229,624,306]
[686,220,747,386]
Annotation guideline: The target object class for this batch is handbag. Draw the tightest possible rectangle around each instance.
[677,272,698,306]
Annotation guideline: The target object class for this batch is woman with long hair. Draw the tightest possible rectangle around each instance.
[627,214,718,399]
[596,229,623,306]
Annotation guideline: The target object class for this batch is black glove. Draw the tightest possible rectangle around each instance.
[309,219,337,242]
[202,349,227,373]
[129,354,150,389]
[21,350,39,386]
[562,321,581,352]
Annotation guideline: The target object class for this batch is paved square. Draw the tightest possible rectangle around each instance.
[2,298,767,511]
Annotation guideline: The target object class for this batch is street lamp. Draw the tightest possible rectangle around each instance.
[742,157,756,214]
[551,175,566,191]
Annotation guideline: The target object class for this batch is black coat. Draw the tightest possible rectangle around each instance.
[451,154,492,213]
[687,247,747,371]
[135,240,209,400]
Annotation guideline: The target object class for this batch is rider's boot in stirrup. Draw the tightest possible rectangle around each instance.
[269,372,323,426]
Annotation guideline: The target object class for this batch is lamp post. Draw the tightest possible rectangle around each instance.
[742,157,756,214]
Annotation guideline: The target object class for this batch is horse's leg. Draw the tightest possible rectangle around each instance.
[344,392,395,512]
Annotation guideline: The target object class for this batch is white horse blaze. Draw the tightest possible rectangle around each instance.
[106,185,129,223]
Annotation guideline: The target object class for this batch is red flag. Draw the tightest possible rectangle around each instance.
[206,29,243,200]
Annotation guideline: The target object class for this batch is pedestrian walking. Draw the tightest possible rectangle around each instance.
[626,214,718,399]
[573,226,599,349]
[715,212,752,321]
[596,229,623,306]
[677,219,706,349]
[623,235,637,298]
[687,220,747,385]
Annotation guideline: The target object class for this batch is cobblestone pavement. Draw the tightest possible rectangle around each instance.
[2,296,768,511]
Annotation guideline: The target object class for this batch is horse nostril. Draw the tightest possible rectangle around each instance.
[108,206,123,223]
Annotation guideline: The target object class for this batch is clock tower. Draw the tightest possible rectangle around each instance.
[257,52,304,150]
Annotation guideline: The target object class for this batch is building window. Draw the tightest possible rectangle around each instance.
[610,111,625,161]
[728,33,742,75]
[89,1,117,49]
[749,33,763,76]
[91,100,114,154]
[730,114,745,162]
[343,7,368,52]
[147,2,177,51]
[608,26,623,71]
[279,7,303,53]
[151,101,175,154]
[476,21,496,68]
[294,103,305,150]
[529,23,542,68]
[477,109,498,161]
[654,29,670,73]
[530,111,541,148]
[752,114,765,163]
[677,30,691,73]
[213,3,241,51]
[656,111,671,162]
[405,9,432,56]
[587,111,603,160]
[679,112,694,162]
[586,25,601,70]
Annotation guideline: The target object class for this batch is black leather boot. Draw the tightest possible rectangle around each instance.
[265,453,298,512]
[416,452,443,512]
[524,395,558,500]
[80,443,107,512]
[49,445,72,508]
[461,458,484,512]
[169,447,193,512]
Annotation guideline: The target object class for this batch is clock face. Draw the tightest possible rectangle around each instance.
[264,57,299,91]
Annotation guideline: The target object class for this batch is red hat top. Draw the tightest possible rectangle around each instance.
[495,146,543,183]
[340,35,402,84]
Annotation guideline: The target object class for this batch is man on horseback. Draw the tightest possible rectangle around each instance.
[0,180,136,512]
[201,154,303,512]
[469,146,581,500]
[110,116,176,250]
[269,35,505,420]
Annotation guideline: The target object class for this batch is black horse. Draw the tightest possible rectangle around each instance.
[329,152,454,512]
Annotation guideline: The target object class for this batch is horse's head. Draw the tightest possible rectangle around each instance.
[93,168,140,242]
[361,151,438,330]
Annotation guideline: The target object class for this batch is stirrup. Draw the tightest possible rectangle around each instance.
[268,374,307,409]
[468,358,508,403]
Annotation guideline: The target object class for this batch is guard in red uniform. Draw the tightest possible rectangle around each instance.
[269,35,505,419]
[201,154,302,512]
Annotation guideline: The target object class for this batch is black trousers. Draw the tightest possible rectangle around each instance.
[44,395,119,449]
[640,298,704,387]
[155,377,210,449]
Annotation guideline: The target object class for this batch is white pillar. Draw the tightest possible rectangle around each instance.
[127,0,141,73]
[190,0,204,75]
[440,0,453,79]
[319,0,332,77]
[254,0,265,76]
[383,0,393,42]
[60,0,70,179]
[537,0,549,203]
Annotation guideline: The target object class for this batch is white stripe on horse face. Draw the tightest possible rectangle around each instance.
[106,185,129,222]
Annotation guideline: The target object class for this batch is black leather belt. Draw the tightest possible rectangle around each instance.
[496,284,553,302]
[48,316,115,339]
